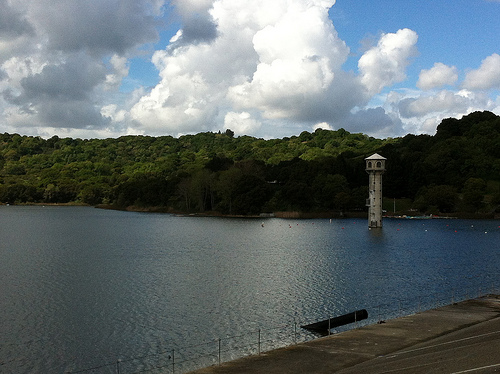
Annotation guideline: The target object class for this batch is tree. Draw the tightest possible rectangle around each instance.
[414,185,458,213]
[79,185,107,205]
[279,181,314,212]
[313,174,350,210]
[0,183,42,203]
[231,174,271,215]
[215,167,243,214]
[189,169,214,212]
[461,178,486,212]
[1,111,499,215]
[176,178,193,211]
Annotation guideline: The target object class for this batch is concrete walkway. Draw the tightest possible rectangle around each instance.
[188,295,500,373]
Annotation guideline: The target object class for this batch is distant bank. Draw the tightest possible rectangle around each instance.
[94,204,500,220]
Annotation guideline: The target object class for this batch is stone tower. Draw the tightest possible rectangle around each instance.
[365,153,386,228]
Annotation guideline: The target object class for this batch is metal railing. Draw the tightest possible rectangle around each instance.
[66,283,498,374]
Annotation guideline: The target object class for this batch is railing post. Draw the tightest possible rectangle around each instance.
[258,329,261,355]
[218,338,221,365]
[172,349,175,374]
[294,319,297,345]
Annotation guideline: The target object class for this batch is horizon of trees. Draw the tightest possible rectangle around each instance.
[1,111,500,216]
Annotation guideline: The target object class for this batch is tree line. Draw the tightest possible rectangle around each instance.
[1,111,499,216]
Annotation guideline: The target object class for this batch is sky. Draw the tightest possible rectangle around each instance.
[1,0,499,140]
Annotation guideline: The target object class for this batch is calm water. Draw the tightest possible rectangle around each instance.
[1,206,500,373]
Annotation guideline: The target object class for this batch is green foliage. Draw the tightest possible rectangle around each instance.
[460,178,487,212]
[1,111,500,215]
[414,185,459,213]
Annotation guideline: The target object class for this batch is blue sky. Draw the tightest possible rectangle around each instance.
[332,0,500,83]
[128,1,500,95]
[1,0,499,139]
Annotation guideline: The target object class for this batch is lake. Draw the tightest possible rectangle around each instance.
[1,206,500,373]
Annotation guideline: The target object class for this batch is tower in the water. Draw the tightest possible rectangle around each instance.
[365,153,386,228]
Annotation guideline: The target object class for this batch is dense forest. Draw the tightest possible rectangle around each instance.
[1,111,500,217]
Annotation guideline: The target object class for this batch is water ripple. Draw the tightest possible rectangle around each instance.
[1,207,500,373]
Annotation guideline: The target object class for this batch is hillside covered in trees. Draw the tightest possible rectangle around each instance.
[1,111,500,217]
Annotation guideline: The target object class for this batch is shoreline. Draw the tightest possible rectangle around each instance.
[0,202,89,207]
[2,202,499,219]
[97,204,500,220]
[188,295,500,374]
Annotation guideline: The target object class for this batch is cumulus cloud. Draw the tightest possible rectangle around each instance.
[417,63,458,90]
[358,29,418,96]
[463,53,500,90]
[131,0,360,136]
[224,111,262,135]
[345,107,405,138]
[399,90,472,118]
[0,0,34,39]
[313,122,333,131]
[2,53,109,129]
[18,55,105,103]
[384,54,500,135]
[0,0,498,139]
[0,1,36,62]
[27,0,164,55]
[226,1,348,118]
[170,0,218,46]
[392,89,497,135]
[132,0,420,137]
[105,55,130,90]
[0,0,166,135]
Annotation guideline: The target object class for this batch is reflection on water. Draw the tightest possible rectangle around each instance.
[1,206,500,373]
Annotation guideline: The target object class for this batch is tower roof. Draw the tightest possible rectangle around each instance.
[365,153,386,160]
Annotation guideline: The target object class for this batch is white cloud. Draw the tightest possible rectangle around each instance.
[345,107,405,138]
[393,89,498,134]
[399,90,471,118]
[463,53,500,90]
[224,111,261,135]
[26,0,164,55]
[0,0,498,140]
[0,0,166,135]
[104,55,130,90]
[173,0,213,16]
[313,122,333,131]
[101,104,128,122]
[169,0,218,45]
[0,0,33,39]
[227,1,347,119]
[358,28,418,96]
[1,56,47,95]
[131,0,357,136]
[417,63,458,90]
